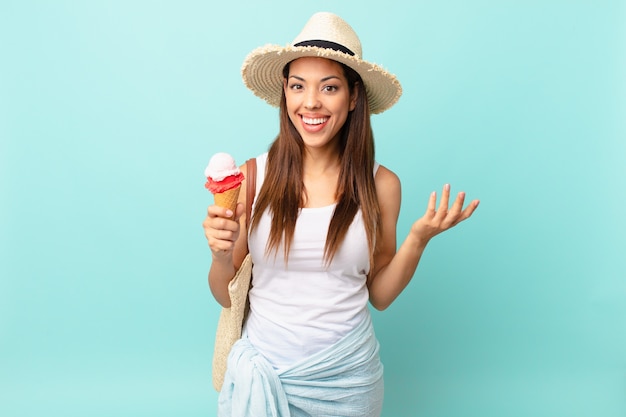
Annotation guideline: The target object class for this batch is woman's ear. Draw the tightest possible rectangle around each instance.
[349,82,359,111]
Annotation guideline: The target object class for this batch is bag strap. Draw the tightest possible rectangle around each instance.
[245,158,257,231]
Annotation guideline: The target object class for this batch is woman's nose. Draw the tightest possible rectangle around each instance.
[304,89,321,109]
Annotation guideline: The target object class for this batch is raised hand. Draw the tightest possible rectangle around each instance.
[411,184,479,243]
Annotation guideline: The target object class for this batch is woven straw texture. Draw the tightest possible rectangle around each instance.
[241,12,402,114]
[212,253,253,391]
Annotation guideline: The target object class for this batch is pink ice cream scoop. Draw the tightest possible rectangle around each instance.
[204,152,245,217]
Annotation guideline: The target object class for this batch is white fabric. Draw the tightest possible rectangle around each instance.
[246,152,378,371]
[218,312,384,417]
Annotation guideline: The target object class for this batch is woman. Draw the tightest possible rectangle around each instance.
[203,12,479,416]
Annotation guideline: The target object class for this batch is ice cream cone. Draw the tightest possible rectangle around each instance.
[213,185,241,219]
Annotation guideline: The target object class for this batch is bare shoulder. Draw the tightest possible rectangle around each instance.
[375,164,401,203]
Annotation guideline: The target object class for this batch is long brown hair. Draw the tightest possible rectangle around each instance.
[250,60,381,267]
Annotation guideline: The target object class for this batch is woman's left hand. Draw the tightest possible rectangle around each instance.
[411,184,479,244]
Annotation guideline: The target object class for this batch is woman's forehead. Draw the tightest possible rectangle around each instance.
[287,57,344,77]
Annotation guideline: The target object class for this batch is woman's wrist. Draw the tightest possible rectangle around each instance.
[210,253,236,276]
[405,231,430,252]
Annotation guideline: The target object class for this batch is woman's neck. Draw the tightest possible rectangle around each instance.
[301,149,341,208]
[302,146,341,177]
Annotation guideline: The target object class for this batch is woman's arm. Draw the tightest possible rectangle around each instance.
[367,166,479,310]
[202,163,251,307]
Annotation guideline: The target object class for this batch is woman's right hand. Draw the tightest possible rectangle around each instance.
[202,203,245,262]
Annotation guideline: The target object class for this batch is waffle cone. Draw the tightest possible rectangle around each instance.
[213,185,241,218]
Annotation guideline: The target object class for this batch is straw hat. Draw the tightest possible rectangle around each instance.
[241,12,402,114]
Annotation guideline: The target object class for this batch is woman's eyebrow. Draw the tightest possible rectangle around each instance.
[288,75,341,82]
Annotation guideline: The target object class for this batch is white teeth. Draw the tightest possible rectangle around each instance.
[302,116,328,125]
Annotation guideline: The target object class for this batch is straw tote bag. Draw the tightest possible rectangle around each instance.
[212,157,256,392]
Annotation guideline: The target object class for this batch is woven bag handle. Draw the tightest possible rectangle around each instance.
[245,158,256,231]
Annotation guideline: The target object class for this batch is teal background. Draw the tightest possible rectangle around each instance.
[1,0,625,416]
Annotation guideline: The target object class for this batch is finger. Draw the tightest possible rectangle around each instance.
[208,204,235,219]
[426,191,437,216]
[436,184,451,217]
[233,202,245,223]
[207,236,236,252]
[442,192,467,228]
[448,191,466,216]
[203,213,240,237]
[453,199,480,226]
[206,221,239,244]
[214,228,238,243]
[462,199,480,219]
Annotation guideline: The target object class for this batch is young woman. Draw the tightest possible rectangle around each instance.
[203,12,479,416]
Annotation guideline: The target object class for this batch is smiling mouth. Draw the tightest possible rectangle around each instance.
[302,116,329,125]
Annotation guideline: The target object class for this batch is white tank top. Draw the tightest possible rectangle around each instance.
[245,153,377,371]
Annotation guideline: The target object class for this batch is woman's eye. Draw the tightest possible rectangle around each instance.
[323,85,338,92]
[289,83,303,90]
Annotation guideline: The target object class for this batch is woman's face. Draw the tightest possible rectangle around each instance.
[283,57,357,150]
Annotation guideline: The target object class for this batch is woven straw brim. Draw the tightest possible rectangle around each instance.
[242,45,402,114]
